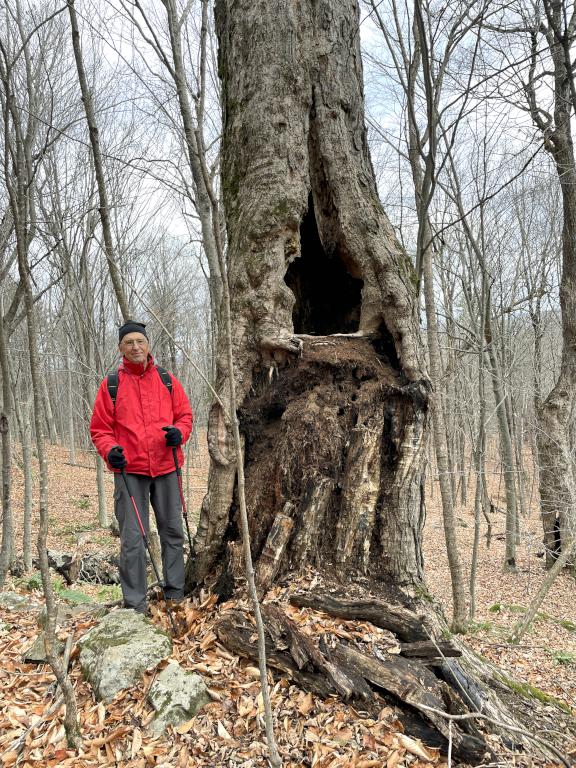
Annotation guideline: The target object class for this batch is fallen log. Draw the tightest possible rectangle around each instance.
[215,610,337,700]
[214,605,490,763]
[331,643,488,765]
[46,551,120,585]
[262,604,367,699]
[289,590,429,642]
[399,640,461,659]
[291,588,576,761]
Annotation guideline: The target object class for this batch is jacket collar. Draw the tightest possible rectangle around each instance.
[121,354,155,376]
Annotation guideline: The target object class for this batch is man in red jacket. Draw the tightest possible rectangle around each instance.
[90,321,193,614]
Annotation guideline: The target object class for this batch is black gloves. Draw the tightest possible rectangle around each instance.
[108,445,127,469]
[162,426,182,447]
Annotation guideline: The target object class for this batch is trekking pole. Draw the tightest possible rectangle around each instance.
[120,469,177,636]
[171,447,194,554]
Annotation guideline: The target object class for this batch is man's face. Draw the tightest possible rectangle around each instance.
[119,332,150,365]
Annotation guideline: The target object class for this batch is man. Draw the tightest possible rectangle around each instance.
[90,321,193,614]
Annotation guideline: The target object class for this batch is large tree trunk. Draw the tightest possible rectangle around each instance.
[186,0,575,761]
[532,1,576,567]
[188,0,429,591]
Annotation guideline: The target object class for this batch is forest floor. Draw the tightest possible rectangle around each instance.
[0,438,574,768]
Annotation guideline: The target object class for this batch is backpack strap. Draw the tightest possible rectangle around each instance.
[107,370,119,405]
[156,365,173,395]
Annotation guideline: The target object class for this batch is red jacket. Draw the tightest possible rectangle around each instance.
[90,356,193,477]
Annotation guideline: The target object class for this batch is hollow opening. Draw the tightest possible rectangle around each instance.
[285,195,363,334]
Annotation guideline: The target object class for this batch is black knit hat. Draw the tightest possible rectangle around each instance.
[118,321,148,342]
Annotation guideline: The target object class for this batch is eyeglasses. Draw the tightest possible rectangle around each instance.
[122,339,148,347]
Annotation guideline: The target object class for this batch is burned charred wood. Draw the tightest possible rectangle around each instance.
[191,338,430,594]
[331,643,490,765]
[262,603,363,699]
[215,608,449,752]
[290,590,429,642]
[215,604,490,763]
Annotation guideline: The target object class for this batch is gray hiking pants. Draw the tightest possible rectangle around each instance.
[113,471,185,612]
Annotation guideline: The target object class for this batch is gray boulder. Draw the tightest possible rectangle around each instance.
[148,660,210,736]
[0,592,30,611]
[78,609,172,701]
[37,601,105,629]
[22,632,64,663]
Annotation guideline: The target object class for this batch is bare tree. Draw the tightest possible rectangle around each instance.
[0,0,81,745]
[0,295,12,585]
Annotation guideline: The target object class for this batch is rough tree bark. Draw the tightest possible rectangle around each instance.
[186,0,575,761]
[525,1,576,567]
[189,0,429,592]
[0,295,12,586]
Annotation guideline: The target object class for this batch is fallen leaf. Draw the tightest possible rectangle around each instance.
[244,666,261,679]
[216,721,232,740]
[174,718,197,735]
[298,692,314,716]
[130,727,142,758]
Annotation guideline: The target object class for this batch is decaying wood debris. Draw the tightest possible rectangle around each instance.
[216,600,489,763]
[215,586,576,765]
[46,551,119,585]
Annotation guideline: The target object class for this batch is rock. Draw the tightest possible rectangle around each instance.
[47,550,72,571]
[147,660,210,736]
[78,609,172,701]
[37,601,105,629]
[22,632,64,663]
[0,592,30,611]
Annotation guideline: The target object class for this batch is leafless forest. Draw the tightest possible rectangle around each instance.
[0,0,575,765]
